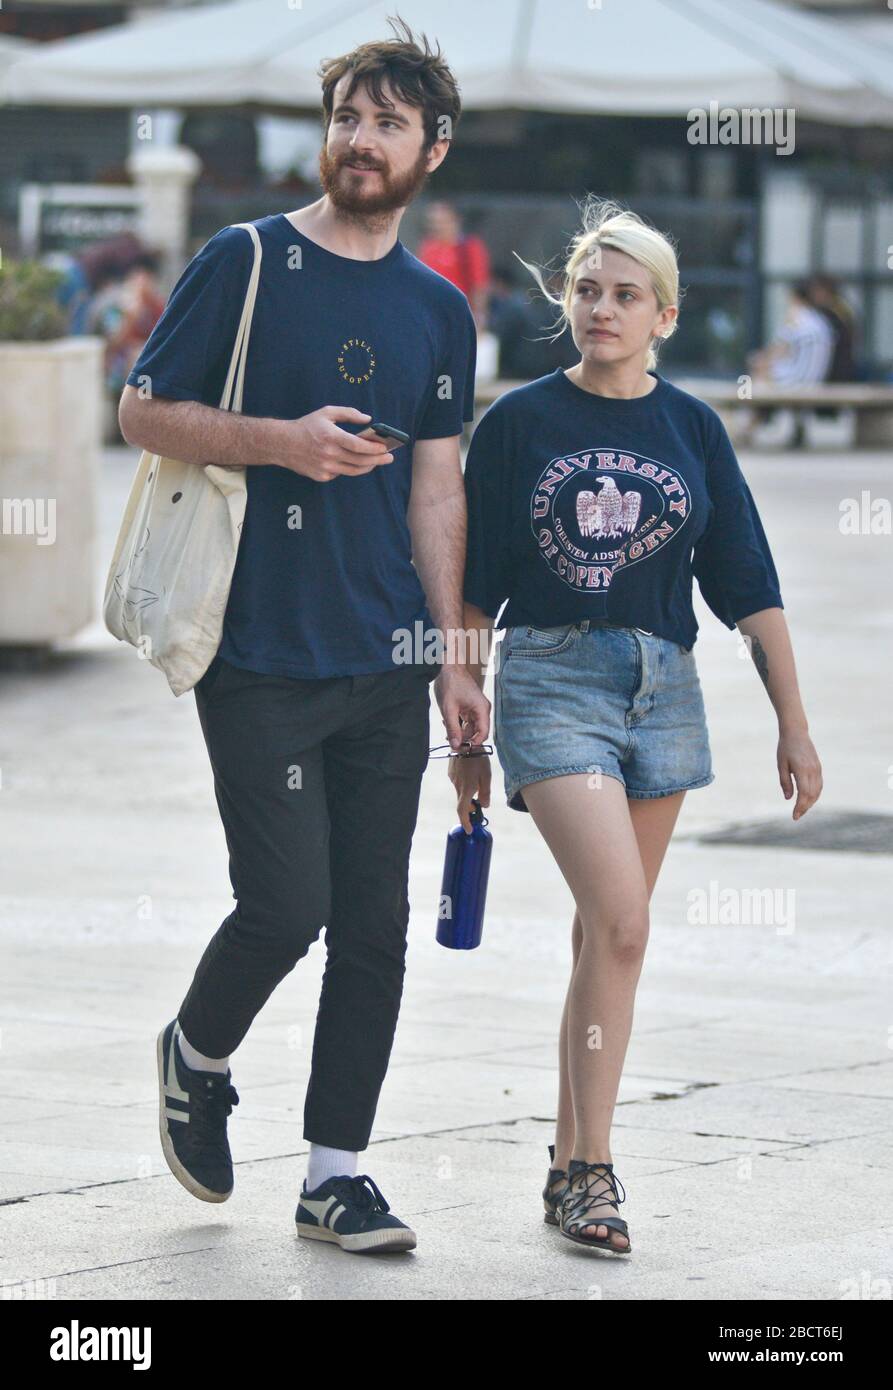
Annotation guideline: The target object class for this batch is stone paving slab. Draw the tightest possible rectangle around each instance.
[1,447,891,1300]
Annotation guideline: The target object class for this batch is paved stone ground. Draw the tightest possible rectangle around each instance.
[1,445,891,1301]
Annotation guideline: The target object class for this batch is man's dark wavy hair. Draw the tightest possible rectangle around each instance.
[319,13,462,151]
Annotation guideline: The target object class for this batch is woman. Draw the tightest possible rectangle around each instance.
[451,199,823,1255]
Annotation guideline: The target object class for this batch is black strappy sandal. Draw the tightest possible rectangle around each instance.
[543,1143,570,1226]
[559,1158,631,1253]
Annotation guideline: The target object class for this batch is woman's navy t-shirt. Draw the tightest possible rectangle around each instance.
[126,214,477,678]
[462,368,783,649]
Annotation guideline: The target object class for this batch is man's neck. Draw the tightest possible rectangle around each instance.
[283,197,404,262]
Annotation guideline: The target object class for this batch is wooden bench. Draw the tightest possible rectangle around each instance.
[472,378,893,447]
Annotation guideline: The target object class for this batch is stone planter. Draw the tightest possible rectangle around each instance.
[0,336,104,644]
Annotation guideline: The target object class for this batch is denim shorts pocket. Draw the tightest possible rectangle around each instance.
[508,623,580,658]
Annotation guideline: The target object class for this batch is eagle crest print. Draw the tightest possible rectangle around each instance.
[531,446,693,593]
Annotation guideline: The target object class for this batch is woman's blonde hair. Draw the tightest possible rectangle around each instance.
[515,196,682,372]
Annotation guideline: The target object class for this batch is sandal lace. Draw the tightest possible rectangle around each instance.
[562,1161,626,1234]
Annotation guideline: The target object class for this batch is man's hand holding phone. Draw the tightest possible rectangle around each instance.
[278,407,397,482]
[356,422,410,450]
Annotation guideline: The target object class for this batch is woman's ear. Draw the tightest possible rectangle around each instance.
[658,305,679,339]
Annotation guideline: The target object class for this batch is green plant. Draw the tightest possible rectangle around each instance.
[0,259,68,341]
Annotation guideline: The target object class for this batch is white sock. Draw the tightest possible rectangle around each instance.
[177,1025,230,1075]
[306,1144,358,1191]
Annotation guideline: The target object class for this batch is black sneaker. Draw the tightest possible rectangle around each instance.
[156,1019,239,1203]
[295,1173,416,1253]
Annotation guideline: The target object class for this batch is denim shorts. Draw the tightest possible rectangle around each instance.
[493,620,714,812]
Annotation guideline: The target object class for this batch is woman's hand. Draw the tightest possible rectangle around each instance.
[778,728,822,820]
[448,751,491,834]
[735,611,822,821]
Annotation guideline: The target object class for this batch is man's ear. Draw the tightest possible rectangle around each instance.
[425,139,451,174]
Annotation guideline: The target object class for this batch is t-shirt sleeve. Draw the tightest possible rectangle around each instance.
[691,411,784,628]
[462,404,512,620]
[415,296,477,440]
[125,225,254,407]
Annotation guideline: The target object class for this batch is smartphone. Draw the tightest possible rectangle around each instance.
[357,421,410,450]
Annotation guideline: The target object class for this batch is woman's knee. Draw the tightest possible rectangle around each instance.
[580,906,649,962]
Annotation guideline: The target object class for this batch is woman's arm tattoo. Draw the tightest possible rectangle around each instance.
[749,635,770,689]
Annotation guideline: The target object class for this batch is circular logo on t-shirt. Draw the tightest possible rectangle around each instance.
[531,445,691,593]
[337,337,376,384]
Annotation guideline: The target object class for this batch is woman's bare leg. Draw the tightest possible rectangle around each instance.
[552,911,582,1172]
[628,791,687,899]
[527,775,686,1246]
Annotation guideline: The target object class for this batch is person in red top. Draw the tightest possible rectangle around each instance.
[417,200,490,328]
[102,252,166,394]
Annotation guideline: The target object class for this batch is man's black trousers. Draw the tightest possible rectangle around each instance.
[178,652,437,1152]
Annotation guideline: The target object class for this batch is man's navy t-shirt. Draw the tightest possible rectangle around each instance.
[126,214,477,678]
[462,368,783,649]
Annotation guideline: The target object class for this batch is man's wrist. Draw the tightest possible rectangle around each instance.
[436,658,482,682]
[253,415,290,468]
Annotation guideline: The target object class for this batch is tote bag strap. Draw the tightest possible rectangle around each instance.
[218,222,263,414]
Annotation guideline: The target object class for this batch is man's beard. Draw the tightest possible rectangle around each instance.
[318,144,432,223]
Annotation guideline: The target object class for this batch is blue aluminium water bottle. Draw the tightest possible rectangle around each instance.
[436,798,493,950]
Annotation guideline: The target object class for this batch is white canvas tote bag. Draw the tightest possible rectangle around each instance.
[103,222,262,697]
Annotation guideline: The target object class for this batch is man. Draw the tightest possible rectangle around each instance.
[806,273,857,383]
[119,18,489,1255]
[488,264,578,379]
[806,272,858,433]
[417,200,491,329]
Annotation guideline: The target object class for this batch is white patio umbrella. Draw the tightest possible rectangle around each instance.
[0,34,34,72]
[3,0,893,123]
